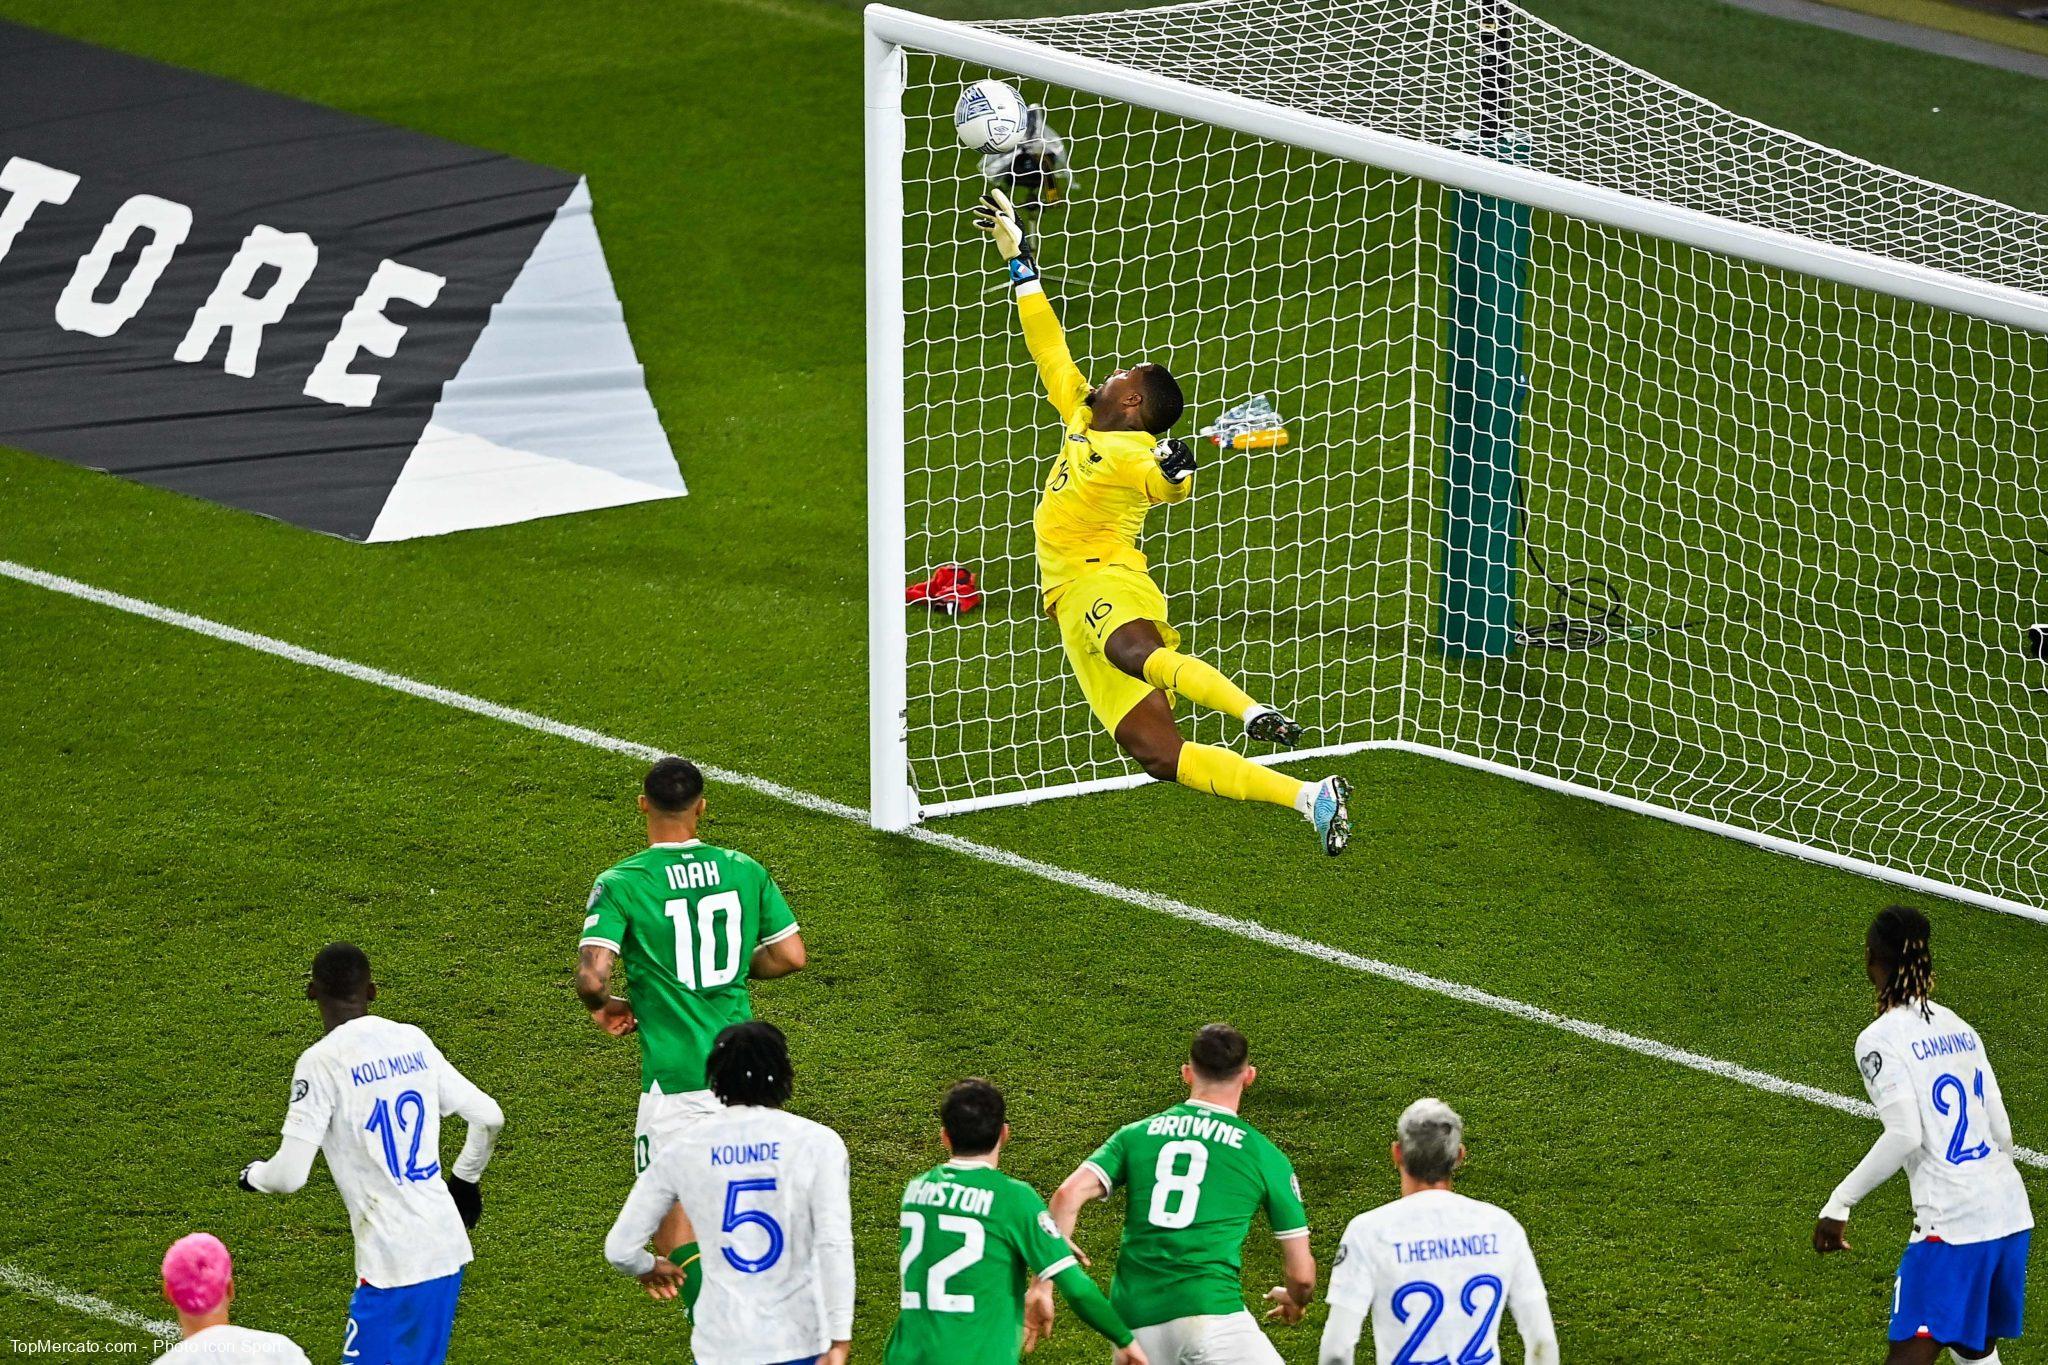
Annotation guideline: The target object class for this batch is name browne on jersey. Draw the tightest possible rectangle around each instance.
[904,1178,996,1217]
[1393,1233,1502,1265]
[667,860,724,891]
[1145,1113,1246,1147]
[347,1050,430,1088]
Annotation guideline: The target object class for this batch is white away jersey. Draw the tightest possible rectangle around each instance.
[1327,1190,1552,1365]
[281,1016,485,1287]
[611,1105,853,1365]
[154,1326,311,1364]
[1853,1000,2032,1244]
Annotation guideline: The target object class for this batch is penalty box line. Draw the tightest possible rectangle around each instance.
[6,556,2047,1183]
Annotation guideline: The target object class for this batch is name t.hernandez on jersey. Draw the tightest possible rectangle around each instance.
[1325,1189,1554,1365]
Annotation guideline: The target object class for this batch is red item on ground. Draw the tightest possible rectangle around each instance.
[906,564,983,615]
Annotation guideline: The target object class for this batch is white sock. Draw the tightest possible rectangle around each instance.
[1243,703,1274,727]
[1953,1350,2000,1365]
[1293,780,1318,819]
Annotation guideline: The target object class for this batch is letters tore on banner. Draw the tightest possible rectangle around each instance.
[0,22,682,541]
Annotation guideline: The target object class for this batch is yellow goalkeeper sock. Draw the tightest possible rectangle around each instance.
[1176,742,1309,810]
[1143,649,1257,720]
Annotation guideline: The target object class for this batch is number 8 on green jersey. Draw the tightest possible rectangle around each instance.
[1083,1100,1309,1330]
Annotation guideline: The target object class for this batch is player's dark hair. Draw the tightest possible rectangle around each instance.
[644,756,705,814]
[1189,1022,1249,1083]
[310,942,372,1001]
[939,1078,1007,1157]
[706,1020,794,1108]
[1869,905,1935,1023]
[1136,364,1184,434]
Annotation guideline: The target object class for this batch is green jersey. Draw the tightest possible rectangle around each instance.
[579,839,796,1095]
[885,1161,1080,1365]
[1083,1100,1308,1328]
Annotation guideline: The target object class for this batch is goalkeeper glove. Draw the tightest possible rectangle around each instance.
[1155,437,1196,483]
[972,188,1038,286]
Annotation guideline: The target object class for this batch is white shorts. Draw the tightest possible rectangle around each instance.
[1130,1311,1284,1365]
[634,1087,721,1173]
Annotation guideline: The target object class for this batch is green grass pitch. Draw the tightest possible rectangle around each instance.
[1,0,2046,1361]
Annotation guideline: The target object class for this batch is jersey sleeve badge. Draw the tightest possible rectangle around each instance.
[1860,1050,1883,1082]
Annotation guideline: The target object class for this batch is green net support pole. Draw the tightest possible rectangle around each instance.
[1437,183,1531,659]
[1437,1,1530,660]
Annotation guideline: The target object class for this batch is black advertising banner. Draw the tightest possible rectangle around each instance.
[0,23,681,540]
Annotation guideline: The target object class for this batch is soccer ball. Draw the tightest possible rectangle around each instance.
[954,80,1028,155]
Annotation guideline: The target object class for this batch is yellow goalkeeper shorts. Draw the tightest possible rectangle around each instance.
[1054,565,1181,734]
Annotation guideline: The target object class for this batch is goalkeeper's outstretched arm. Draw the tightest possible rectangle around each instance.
[974,188,1091,425]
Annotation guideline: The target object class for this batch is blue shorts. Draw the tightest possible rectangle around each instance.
[1891,1231,2030,1351]
[345,1268,464,1365]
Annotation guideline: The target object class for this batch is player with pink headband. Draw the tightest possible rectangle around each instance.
[158,1232,310,1363]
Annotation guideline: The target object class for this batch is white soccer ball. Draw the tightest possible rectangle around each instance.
[954,79,1029,155]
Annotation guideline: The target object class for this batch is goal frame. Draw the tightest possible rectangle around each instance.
[862,2,2048,923]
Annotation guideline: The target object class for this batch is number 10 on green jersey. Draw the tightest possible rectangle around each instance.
[580,841,797,1096]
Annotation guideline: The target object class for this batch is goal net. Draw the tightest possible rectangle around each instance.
[865,0,2048,919]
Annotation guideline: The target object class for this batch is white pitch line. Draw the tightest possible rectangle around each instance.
[3,557,2044,1180]
[0,1262,177,1340]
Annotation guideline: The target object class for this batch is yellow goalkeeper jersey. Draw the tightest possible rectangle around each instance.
[1018,286,1192,608]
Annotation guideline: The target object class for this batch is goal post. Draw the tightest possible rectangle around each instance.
[866,22,916,833]
[863,0,2048,922]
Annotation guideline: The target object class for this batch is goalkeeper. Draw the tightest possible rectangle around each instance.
[974,189,1351,856]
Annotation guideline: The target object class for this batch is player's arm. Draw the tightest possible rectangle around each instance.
[575,944,635,1037]
[433,1051,505,1228]
[1263,1236,1316,1324]
[975,188,1092,425]
[811,1133,856,1361]
[1317,1223,1373,1365]
[239,1136,317,1195]
[1260,1148,1315,1324]
[1318,1307,1366,1365]
[1049,1159,1114,1242]
[1048,1264,1146,1365]
[1504,1226,1559,1365]
[751,931,806,978]
[604,1165,692,1299]
[1815,1036,1918,1252]
[750,872,806,979]
[1984,1065,2017,1154]
[239,1061,332,1194]
[1021,1186,1142,1363]
[577,878,637,1035]
[1135,438,1197,506]
[1814,1090,1921,1252]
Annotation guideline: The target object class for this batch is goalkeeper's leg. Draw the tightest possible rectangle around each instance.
[1105,622,1302,747]
[1113,696,1352,854]
[1114,694,1303,807]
